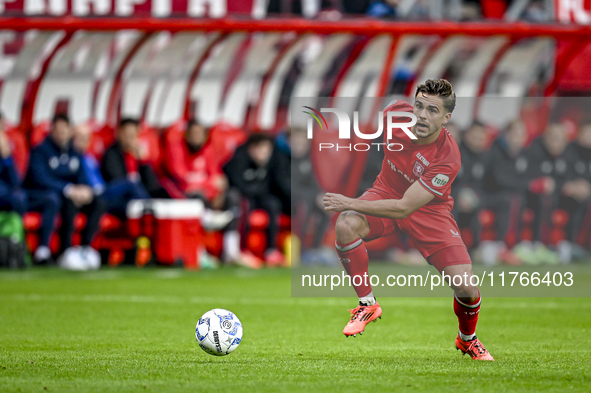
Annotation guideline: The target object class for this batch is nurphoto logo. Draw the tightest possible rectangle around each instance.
[302,106,417,151]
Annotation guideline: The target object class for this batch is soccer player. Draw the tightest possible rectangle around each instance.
[323,79,494,360]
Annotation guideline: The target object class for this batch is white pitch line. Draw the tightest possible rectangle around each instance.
[0,294,588,309]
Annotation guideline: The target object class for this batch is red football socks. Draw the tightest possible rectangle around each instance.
[454,290,481,338]
[335,238,372,298]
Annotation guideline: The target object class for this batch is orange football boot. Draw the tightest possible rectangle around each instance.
[455,335,495,360]
[343,302,382,337]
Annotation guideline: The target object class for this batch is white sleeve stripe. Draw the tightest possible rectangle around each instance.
[419,177,443,196]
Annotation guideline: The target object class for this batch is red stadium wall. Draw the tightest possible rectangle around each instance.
[2,18,591,135]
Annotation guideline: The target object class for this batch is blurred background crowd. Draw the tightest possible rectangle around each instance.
[1,0,591,269]
[0,112,291,269]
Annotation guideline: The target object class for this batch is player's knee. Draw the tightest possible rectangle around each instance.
[454,285,479,302]
[335,211,367,243]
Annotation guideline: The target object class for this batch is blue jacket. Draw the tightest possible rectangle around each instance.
[24,136,88,192]
[0,156,20,197]
[82,153,106,195]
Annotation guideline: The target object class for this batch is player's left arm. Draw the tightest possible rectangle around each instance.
[323,181,434,219]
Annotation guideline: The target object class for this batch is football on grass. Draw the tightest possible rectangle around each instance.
[195,309,243,356]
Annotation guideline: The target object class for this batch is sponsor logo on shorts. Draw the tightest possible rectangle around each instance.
[432,174,449,187]
[450,229,461,238]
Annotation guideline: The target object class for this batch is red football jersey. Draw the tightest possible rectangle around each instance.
[371,100,461,211]
[163,132,224,200]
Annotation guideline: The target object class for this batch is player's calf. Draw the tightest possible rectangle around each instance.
[334,212,380,337]
[442,264,490,358]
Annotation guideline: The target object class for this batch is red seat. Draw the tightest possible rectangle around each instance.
[139,123,161,165]
[478,209,495,226]
[279,215,291,228]
[522,209,534,224]
[87,124,115,161]
[30,121,51,147]
[23,212,41,231]
[5,127,29,177]
[552,209,569,226]
[550,209,569,245]
[208,122,247,166]
[99,213,123,232]
[249,209,269,229]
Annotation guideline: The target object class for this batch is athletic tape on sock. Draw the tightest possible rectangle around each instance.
[335,239,363,252]
[454,294,481,309]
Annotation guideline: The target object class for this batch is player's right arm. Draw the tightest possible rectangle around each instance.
[324,181,434,219]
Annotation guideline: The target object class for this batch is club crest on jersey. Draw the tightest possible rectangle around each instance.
[432,174,449,187]
[412,161,425,177]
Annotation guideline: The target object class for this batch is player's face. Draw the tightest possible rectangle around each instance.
[412,94,451,140]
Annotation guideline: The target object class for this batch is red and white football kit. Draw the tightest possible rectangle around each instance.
[360,99,469,270]
[336,100,492,360]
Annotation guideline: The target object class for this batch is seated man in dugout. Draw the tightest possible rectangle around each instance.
[224,133,291,267]
[101,118,169,201]
[73,123,149,219]
[24,114,105,264]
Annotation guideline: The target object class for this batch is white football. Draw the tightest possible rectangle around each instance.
[195,309,243,356]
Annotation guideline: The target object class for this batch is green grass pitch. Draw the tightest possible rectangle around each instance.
[1,267,590,392]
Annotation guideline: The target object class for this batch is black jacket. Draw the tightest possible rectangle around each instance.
[563,142,591,183]
[523,137,568,197]
[101,143,164,197]
[223,143,290,202]
[452,142,488,195]
[482,137,529,194]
